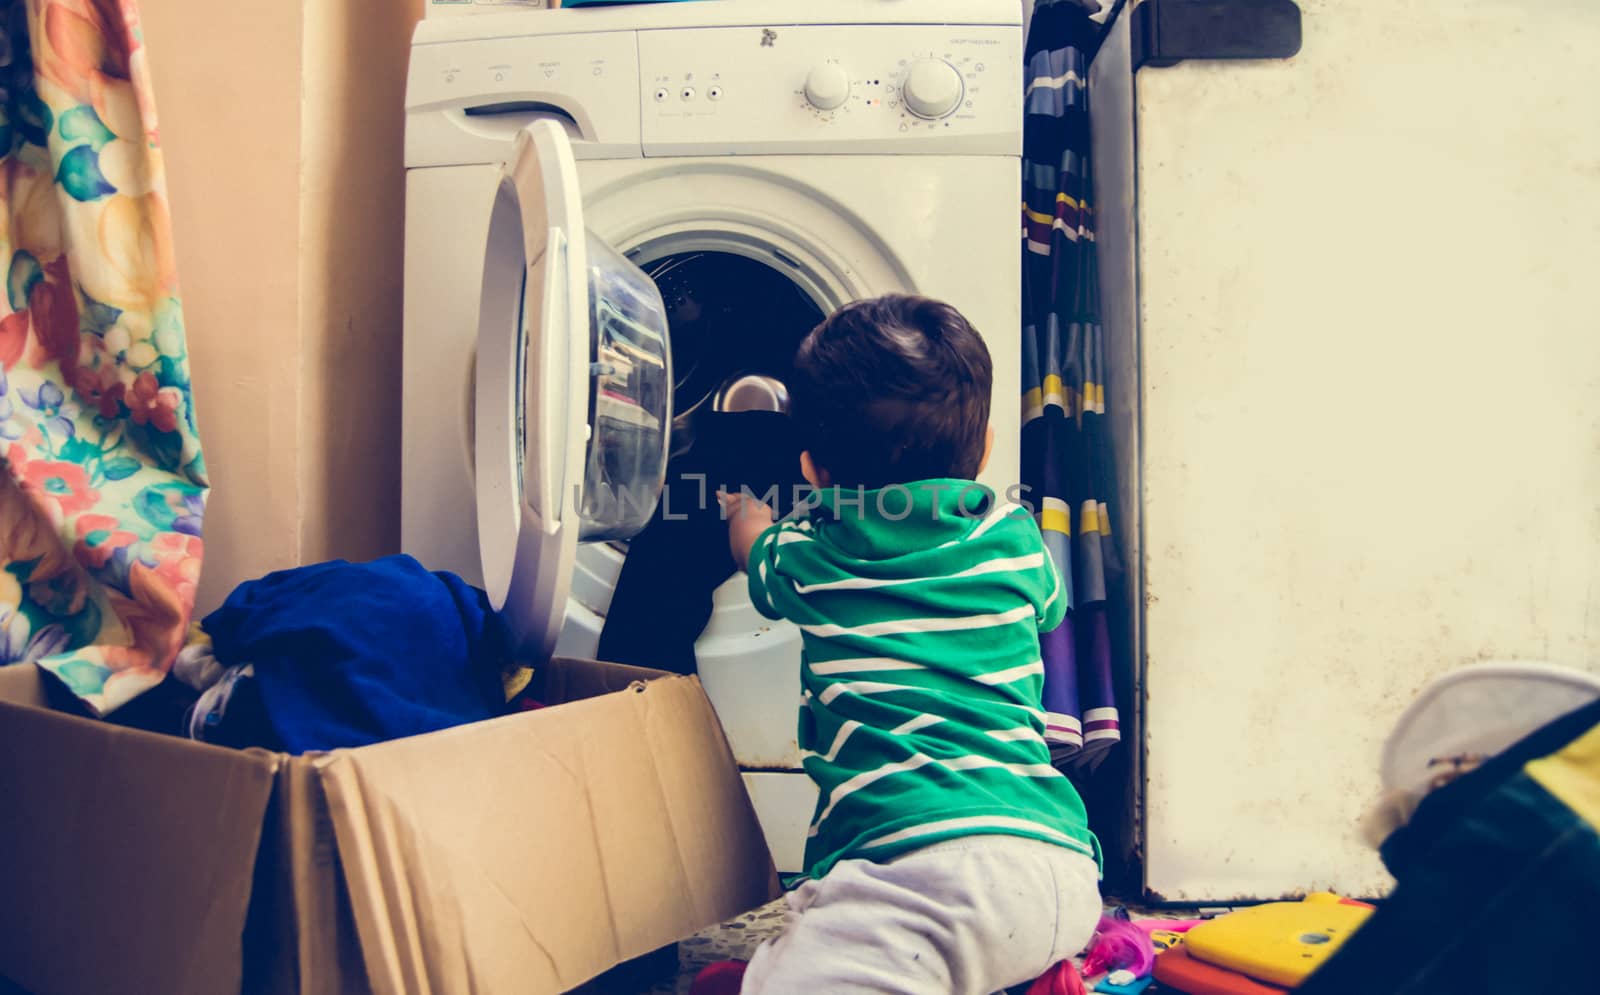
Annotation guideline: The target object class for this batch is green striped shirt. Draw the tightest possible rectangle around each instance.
[746,479,1100,879]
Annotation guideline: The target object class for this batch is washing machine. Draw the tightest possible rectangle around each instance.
[402,0,1024,871]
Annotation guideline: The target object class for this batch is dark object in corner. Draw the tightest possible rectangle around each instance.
[570,942,680,993]
[1131,0,1302,70]
[40,670,198,738]
[1298,699,1600,995]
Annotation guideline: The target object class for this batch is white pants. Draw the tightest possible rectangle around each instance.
[741,836,1101,995]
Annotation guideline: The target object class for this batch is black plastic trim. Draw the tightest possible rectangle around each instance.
[1129,0,1302,70]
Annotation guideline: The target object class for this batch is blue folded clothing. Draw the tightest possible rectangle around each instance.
[200,555,512,753]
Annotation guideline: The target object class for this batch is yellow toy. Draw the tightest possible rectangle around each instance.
[1182,893,1374,988]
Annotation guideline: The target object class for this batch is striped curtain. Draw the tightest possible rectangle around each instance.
[1021,0,1121,769]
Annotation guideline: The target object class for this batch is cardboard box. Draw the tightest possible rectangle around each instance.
[0,659,779,995]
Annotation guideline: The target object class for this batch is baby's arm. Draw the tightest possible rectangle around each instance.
[719,491,776,572]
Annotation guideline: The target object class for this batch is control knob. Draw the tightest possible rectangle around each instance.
[902,58,964,119]
[803,64,851,111]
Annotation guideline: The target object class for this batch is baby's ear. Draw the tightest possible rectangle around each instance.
[977,425,995,475]
[800,451,831,489]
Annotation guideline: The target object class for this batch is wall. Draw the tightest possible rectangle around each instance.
[141,1,420,612]
[142,0,307,611]
[298,0,422,566]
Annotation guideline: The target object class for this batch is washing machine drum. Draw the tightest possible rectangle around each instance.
[475,119,672,658]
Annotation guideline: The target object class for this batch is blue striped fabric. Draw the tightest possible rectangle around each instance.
[1020,0,1122,769]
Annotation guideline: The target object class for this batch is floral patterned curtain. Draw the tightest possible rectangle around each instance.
[0,0,204,714]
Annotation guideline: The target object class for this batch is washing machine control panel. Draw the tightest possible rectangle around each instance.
[798,58,965,119]
[637,24,1021,156]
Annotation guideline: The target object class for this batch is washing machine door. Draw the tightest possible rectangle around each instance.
[476,119,672,658]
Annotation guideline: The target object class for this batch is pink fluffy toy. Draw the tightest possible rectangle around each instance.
[1081,917,1156,979]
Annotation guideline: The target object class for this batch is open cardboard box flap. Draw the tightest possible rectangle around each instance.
[320,661,777,994]
[0,663,280,995]
[0,659,779,995]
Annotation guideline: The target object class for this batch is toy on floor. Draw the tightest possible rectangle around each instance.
[1148,929,1189,954]
[1081,916,1155,980]
[1182,893,1373,988]
[1093,968,1153,993]
[1152,946,1288,995]
[1132,918,1202,957]
[689,960,747,995]
[1136,918,1203,936]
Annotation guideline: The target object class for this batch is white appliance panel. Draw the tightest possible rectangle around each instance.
[637,25,1021,156]
[407,31,644,164]
[1097,0,1600,901]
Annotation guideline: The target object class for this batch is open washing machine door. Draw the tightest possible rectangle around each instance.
[476,119,672,659]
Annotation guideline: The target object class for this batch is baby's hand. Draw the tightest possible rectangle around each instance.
[718,490,775,523]
[719,491,775,572]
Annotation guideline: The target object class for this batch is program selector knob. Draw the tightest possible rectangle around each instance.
[902,58,964,119]
[804,64,851,110]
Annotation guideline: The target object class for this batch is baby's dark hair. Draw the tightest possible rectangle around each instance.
[790,294,992,490]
